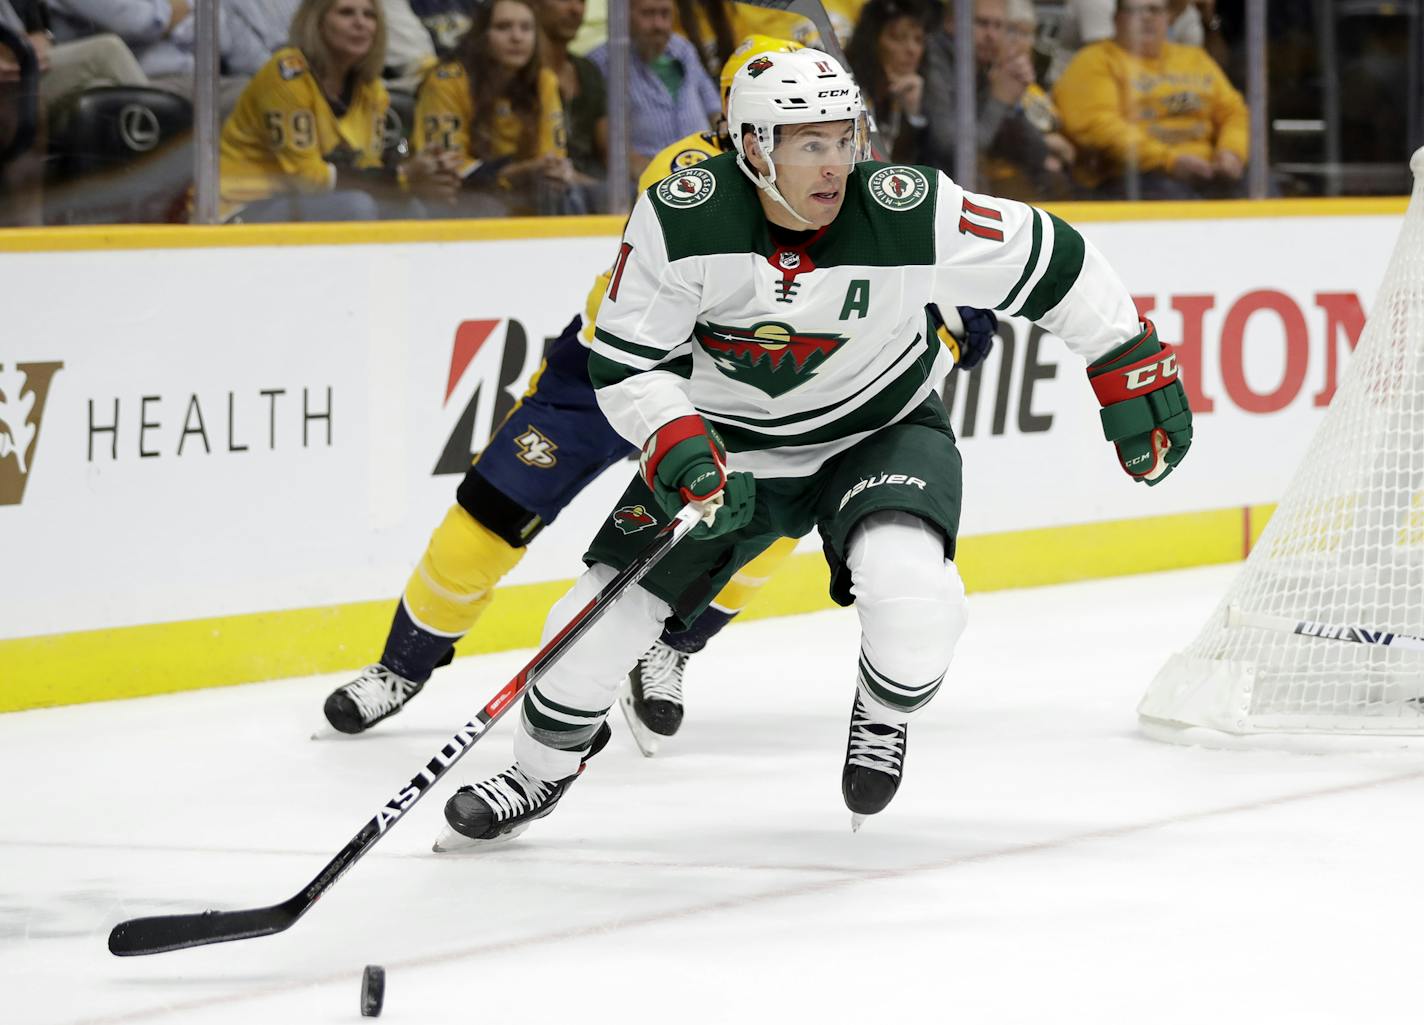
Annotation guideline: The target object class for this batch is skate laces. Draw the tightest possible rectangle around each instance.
[344,665,419,722]
[469,766,555,821]
[847,701,906,777]
[639,642,687,703]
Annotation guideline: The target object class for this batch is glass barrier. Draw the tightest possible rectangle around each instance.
[0,0,1419,228]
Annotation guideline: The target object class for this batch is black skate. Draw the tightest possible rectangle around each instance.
[322,664,424,735]
[617,640,688,757]
[433,722,612,851]
[841,693,909,832]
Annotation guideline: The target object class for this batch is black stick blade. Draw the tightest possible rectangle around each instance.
[109,904,298,956]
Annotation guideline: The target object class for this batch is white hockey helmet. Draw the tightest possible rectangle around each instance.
[727,48,870,220]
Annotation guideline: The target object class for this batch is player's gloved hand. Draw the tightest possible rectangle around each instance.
[640,415,755,538]
[929,303,997,370]
[1087,319,1193,485]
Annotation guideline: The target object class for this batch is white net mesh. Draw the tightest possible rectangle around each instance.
[1140,150,1424,739]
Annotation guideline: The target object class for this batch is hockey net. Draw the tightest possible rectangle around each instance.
[1139,148,1424,745]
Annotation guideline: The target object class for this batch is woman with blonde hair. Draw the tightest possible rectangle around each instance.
[219,0,457,221]
[413,0,573,216]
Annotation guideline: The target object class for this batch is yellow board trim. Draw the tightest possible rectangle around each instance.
[0,503,1276,713]
[0,196,1406,253]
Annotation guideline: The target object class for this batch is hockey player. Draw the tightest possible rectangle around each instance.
[435,46,1192,847]
[322,35,998,752]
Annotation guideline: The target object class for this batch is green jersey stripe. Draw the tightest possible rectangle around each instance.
[710,337,936,453]
[1019,213,1086,321]
[706,333,926,430]
[996,206,1044,313]
[594,326,667,363]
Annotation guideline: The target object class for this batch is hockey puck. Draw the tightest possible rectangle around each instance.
[360,965,385,1017]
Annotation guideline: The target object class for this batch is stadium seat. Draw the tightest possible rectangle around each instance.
[45,86,194,224]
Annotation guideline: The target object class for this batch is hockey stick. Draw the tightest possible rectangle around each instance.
[1227,605,1424,654]
[108,501,706,957]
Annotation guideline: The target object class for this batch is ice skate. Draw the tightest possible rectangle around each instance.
[321,664,424,735]
[433,722,611,851]
[842,693,908,832]
[617,640,687,757]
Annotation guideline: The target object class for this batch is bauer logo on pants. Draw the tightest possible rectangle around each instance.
[613,504,658,534]
[838,472,927,511]
[0,362,63,507]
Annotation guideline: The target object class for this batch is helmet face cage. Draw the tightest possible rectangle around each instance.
[728,49,871,183]
[751,113,873,167]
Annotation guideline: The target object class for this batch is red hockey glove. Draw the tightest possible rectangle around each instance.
[1086,320,1193,485]
[640,415,756,537]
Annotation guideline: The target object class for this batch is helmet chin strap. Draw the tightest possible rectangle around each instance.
[735,151,815,228]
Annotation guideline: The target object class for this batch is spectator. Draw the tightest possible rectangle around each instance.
[5,0,148,117]
[1053,0,1246,199]
[588,0,719,182]
[979,0,1073,198]
[380,0,436,88]
[0,0,41,224]
[413,0,573,216]
[845,0,931,163]
[48,0,267,102]
[540,0,606,209]
[1047,0,1228,82]
[226,0,434,89]
[409,0,479,57]
[921,0,1060,189]
[219,0,457,221]
[675,0,738,75]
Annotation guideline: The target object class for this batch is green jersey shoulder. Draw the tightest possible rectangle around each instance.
[646,155,941,267]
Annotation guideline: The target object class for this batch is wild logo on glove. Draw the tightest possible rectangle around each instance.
[613,504,658,534]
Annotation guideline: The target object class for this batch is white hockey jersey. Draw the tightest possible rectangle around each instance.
[591,156,1140,478]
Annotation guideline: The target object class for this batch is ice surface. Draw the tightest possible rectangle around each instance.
[5,564,1424,1025]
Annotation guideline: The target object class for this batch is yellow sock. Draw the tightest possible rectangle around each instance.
[402,504,525,636]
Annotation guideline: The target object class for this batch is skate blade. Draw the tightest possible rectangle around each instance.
[850,813,867,833]
[432,822,529,853]
[617,684,662,758]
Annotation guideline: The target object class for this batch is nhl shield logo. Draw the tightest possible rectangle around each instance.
[613,504,658,534]
[867,165,929,211]
[656,166,716,208]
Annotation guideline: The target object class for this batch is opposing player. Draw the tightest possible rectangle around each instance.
[435,47,1192,847]
[320,36,1001,750]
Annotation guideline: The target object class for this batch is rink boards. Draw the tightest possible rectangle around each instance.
[0,196,1408,710]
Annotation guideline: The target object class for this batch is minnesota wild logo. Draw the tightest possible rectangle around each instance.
[867,165,929,211]
[656,166,716,208]
[695,321,847,398]
[613,504,658,534]
[746,55,774,78]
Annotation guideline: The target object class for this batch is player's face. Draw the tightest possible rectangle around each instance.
[763,121,857,228]
[877,15,926,78]
[321,0,378,67]
[488,0,538,70]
